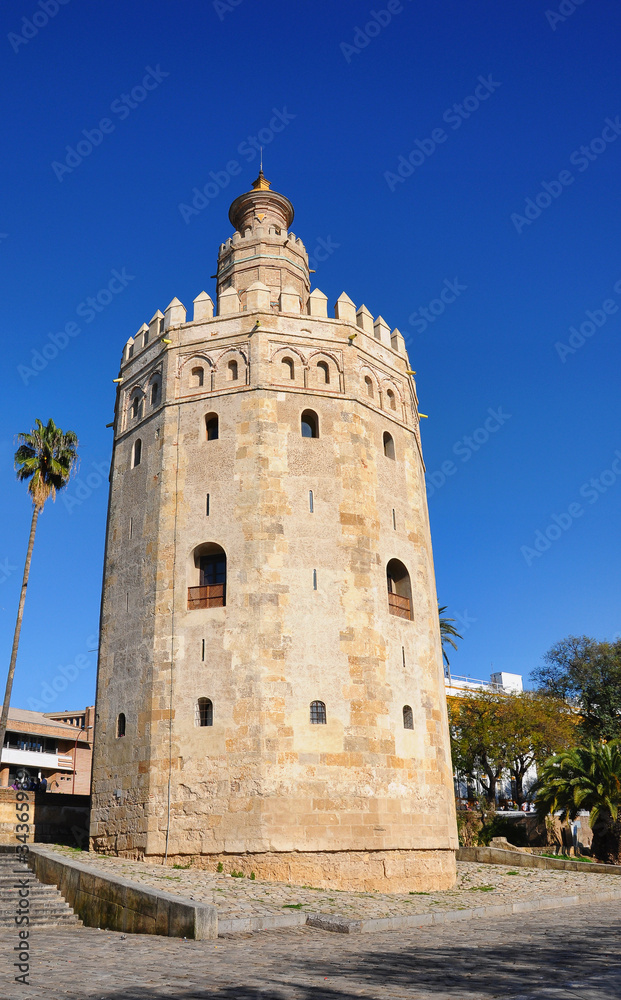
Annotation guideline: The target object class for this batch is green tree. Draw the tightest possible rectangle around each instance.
[438,605,463,670]
[535,741,621,864]
[532,635,621,741]
[448,689,575,806]
[448,690,510,804]
[0,419,78,752]
[504,692,576,804]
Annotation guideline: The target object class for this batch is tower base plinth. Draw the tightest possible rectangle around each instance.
[152,849,457,892]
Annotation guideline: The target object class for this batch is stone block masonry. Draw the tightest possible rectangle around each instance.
[90,170,457,891]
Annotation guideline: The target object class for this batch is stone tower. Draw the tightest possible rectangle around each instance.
[90,172,458,891]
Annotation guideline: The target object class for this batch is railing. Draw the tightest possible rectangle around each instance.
[388,593,411,620]
[187,584,225,610]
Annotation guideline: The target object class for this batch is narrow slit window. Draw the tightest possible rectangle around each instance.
[402,646,406,669]
[151,382,159,405]
[129,517,133,539]
[313,569,317,590]
[392,508,396,530]
[132,438,142,467]
[403,705,414,730]
[317,361,330,385]
[309,490,314,513]
[192,367,204,388]
[201,639,205,662]
[387,389,396,411]
[206,493,210,516]
[282,357,295,380]
[310,700,326,724]
[116,713,126,738]
[365,376,373,398]
[228,359,238,381]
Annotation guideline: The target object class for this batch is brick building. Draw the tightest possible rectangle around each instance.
[0,706,94,794]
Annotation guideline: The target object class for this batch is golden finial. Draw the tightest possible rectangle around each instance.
[252,149,271,190]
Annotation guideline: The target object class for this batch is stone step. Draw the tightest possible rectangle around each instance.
[0,859,82,927]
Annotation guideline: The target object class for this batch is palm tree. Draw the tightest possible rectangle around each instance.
[0,419,78,753]
[439,605,463,679]
[535,741,621,864]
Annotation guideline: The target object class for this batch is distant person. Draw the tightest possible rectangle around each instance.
[520,801,528,812]
[40,776,47,792]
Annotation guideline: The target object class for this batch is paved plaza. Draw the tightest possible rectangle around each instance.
[1,899,620,999]
[39,847,621,930]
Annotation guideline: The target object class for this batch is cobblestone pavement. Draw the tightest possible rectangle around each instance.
[44,846,621,923]
[1,900,620,999]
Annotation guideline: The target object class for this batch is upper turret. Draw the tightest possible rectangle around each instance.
[216,171,310,314]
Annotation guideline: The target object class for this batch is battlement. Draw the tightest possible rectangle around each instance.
[123,288,408,365]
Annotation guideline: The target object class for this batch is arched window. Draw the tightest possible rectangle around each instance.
[116,713,126,738]
[387,389,396,411]
[131,395,143,420]
[282,357,295,380]
[205,413,219,441]
[383,432,395,459]
[365,376,373,398]
[386,559,412,620]
[228,359,238,381]
[310,701,326,724]
[301,409,318,438]
[196,698,213,727]
[132,439,142,468]
[317,361,330,385]
[151,382,160,406]
[403,705,413,730]
[188,543,226,609]
[192,366,204,388]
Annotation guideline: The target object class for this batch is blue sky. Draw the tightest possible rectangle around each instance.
[1,0,620,714]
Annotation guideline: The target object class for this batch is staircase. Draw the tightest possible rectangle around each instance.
[0,853,82,927]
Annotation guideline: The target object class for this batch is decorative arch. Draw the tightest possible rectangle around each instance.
[307,349,342,389]
[360,366,381,401]
[271,345,307,385]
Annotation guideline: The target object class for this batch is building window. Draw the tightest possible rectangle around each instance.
[310,700,326,724]
[131,395,143,420]
[387,389,396,411]
[386,559,412,620]
[151,382,160,406]
[205,414,219,440]
[301,409,318,438]
[383,432,395,459]
[392,508,396,530]
[116,713,126,738]
[188,543,226,609]
[206,494,210,516]
[365,376,373,398]
[228,359,238,381]
[196,698,213,727]
[403,705,413,730]
[313,568,317,590]
[309,490,314,513]
[282,357,295,380]
[192,366,204,388]
[132,439,142,467]
[317,361,330,385]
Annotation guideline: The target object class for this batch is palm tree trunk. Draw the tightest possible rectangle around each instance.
[0,505,40,757]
